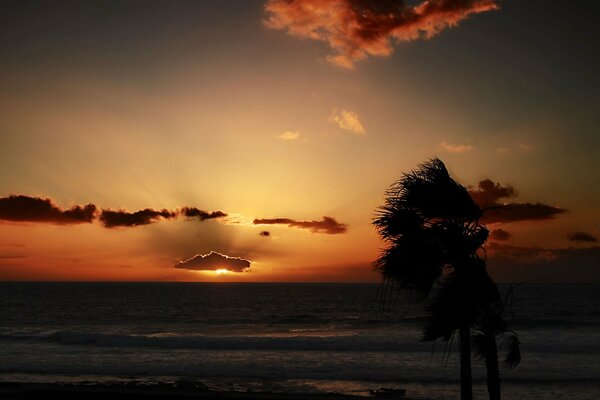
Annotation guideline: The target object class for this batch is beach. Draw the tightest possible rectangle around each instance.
[1,283,599,400]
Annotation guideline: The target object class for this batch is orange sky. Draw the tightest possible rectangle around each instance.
[1,1,599,282]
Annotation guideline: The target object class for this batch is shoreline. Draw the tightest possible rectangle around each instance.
[0,381,418,400]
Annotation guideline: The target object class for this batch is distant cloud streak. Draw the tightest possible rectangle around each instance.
[487,242,600,282]
[0,195,96,225]
[254,216,348,234]
[568,232,597,243]
[174,251,251,272]
[439,141,474,153]
[329,109,365,134]
[265,0,499,68]
[277,131,301,140]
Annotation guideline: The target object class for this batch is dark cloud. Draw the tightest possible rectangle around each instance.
[490,228,510,241]
[486,242,600,282]
[174,251,251,272]
[0,194,234,229]
[99,208,177,228]
[259,230,271,237]
[481,202,566,224]
[0,195,96,224]
[253,216,348,234]
[265,0,499,68]
[568,232,598,243]
[469,179,517,207]
[181,207,227,221]
[467,179,566,224]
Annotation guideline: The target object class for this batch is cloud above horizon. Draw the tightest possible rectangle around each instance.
[181,207,228,221]
[174,251,252,272]
[277,131,301,140]
[99,208,178,228]
[0,194,231,228]
[486,242,600,282]
[329,109,365,134]
[490,228,510,241]
[254,216,348,234]
[568,231,598,243]
[264,0,499,68]
[468,179,566,224]
[439,141,474,153]
[0,195,96,225]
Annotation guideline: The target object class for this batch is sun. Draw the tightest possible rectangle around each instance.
[215,269,230,275]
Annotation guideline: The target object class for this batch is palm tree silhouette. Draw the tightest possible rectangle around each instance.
[471,288,522,400]
[373,158,502,400]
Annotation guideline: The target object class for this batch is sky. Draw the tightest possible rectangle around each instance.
[1,0,599,282]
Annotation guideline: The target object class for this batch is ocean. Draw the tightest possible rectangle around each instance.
[0,283,599,399]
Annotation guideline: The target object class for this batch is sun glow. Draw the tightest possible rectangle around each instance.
[215,269,230,275]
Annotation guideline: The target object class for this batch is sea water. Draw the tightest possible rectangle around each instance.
[0,282,599,399]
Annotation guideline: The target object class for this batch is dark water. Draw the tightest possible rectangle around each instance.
[0,283,599,399]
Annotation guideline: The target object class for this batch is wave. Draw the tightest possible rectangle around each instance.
[1,330,600,354]
[47,331,434,352]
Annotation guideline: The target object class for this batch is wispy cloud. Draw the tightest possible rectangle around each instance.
[329,109,365,134]
[438,141,474,153]
[277,131,301,140]
[254,216,348,234]
[174,251,251,272]
[265,0,499,68]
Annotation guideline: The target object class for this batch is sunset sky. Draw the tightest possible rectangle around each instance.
[1,0,599,282]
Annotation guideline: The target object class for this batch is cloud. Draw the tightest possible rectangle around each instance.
[0,254,27,260]
[481,203,566,224]
[0,195,96,224]
[181,207,227,221]
[99,208,177,228]
[329,109,365,134]
[174,251,251,272]
[469,179,517,206]
[0,194,232,229]
[490,228,510,241]
[439,141,474,153]
[277,131,301,140]
[568,232,598,243]
[486,242,600,282]
[259,230,271,237]
[264,0,499,68]
[468,179,566,224]
[253,216,348,234]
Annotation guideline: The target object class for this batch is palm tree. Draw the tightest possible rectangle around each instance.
[373,158,494,400]
[471,288,522,400]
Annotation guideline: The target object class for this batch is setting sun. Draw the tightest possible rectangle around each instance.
[215,269,230,275]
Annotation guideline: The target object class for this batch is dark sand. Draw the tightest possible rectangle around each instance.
[0,382,416,400]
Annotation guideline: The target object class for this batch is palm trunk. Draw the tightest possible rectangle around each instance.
[460,324,473,400]
[485,336,501,400]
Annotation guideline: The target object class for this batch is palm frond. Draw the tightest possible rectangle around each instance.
[502,333,521,369]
